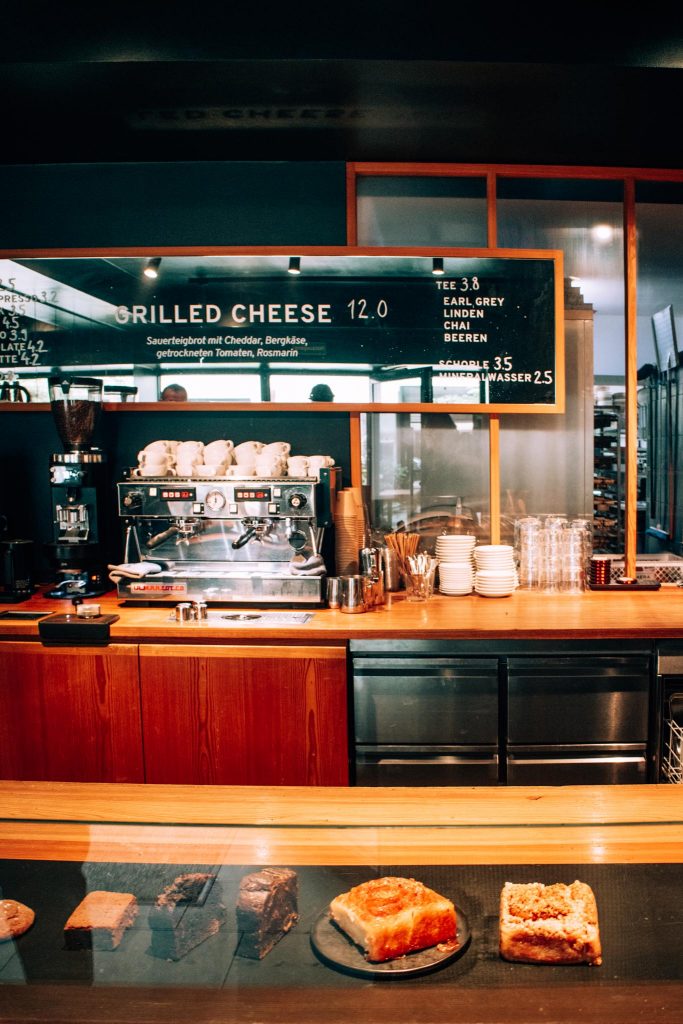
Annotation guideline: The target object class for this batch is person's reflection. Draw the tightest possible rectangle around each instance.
[309,384,334,402]
[160,383,188,402]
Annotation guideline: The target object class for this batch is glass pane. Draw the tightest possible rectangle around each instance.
[367,412,489,550]
[357,176,488,246]
[159,372,261,402]
[269,373,372,403]
[635,182,683,555]
[497,178,624,380]
[497,179,622,539]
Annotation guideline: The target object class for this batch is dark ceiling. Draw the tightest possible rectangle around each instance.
[2,8,682,168]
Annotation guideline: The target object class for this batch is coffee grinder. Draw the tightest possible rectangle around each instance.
[44,376,109,598]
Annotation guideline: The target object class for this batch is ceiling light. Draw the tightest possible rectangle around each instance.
[143,257,161,279]
[591,224,614,244]
[288,256,301,276]
[432,257,445,276]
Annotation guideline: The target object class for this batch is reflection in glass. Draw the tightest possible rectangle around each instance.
[497,178,625,381]
[269,373,372,403]
[159,372,262,402]
[365,413,489,549]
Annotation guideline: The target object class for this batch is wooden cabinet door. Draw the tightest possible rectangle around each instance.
[139,644,349,786]
[0,642,144,782]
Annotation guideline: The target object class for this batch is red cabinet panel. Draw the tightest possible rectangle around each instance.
[0,643,144,782]
[139,644,349,786]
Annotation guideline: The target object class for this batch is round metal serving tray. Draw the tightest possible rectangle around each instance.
[310,906,471,978]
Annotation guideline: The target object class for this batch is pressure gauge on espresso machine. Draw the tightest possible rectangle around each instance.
[205,489,227,512]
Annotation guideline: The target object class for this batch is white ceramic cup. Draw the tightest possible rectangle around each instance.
[307,455,335,476]
[254,457,284,477]
[137,451,172,470]
[175,459,200,477]
[204,440,233,461]
[261,441,291,457]
[233,440,264,459]
[204,456,233,471]
[195,464,227,477]
[287,456,309,476]
[137,465,174,478]
[143,440,172,456]
[176,441,204,459]
[227,465,256,477]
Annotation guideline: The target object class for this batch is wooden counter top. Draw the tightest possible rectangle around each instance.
[3,585,683,641]
[0,782,680,866]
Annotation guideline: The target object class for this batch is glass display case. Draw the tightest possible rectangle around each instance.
[0,784,681,1023]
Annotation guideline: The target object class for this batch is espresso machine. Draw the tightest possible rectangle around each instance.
[44,376,110,598]
[114,467,340,605]
[115,466,342,602]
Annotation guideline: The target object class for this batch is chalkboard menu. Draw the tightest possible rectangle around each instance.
[0,251,564,410]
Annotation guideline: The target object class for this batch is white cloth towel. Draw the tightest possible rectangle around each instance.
[288,552,326,576]
[107,561,166,581]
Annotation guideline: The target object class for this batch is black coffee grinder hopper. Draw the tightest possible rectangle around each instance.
[44,376,109,599]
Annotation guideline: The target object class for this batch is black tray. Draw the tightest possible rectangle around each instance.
[310,906,471,978]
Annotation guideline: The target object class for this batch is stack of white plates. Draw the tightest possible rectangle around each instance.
[473,544,518,598]
[436,535,476,595]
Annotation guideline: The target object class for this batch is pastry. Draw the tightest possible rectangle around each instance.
[329,876,457,963]
[149,872,226,960]
[0,899,35,941]
[236,867,299,959]
[64,890,138,950]
[499,880,602,965]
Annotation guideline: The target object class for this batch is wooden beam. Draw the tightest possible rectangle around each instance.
[489,413,501,544]
[623,178,638,577]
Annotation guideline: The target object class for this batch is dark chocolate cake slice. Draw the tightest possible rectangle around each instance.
[236,867,299,959]
[148,872,226,961]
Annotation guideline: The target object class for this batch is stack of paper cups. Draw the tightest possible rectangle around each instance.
[334,488,365,575]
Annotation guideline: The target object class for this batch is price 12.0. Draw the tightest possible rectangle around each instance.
[346,298,389,320]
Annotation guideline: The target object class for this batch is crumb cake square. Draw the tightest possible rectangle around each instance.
[499,880,602,965]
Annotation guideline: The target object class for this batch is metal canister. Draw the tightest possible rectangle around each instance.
[339,575,368,613]
[326,576,342,608]
[175,602,193,622]
[193,601,208,620]
[381,545,401,591]
[359,547,381,578]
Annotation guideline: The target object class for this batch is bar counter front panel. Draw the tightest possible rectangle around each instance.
[0,783,681,1024]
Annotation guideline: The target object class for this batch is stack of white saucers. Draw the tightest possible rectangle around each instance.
[473,544,518,598]
[436,535,476,595]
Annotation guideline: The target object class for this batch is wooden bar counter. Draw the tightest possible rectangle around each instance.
[0,783,681,1024]
[3,586,683,641]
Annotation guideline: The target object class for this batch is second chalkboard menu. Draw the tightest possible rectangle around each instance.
[0,248,564,411]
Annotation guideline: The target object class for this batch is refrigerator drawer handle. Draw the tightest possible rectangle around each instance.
[508,755,645,766]
[367,755,499,766]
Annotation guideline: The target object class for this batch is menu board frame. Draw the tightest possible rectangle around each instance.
[0,245,565,414]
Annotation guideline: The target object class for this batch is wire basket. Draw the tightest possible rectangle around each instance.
[609,556,683,585]
[662,717,683,783]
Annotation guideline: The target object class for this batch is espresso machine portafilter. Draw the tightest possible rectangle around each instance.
[44,376,110,598]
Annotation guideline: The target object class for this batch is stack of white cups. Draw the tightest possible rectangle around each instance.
[435,534,476,595]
